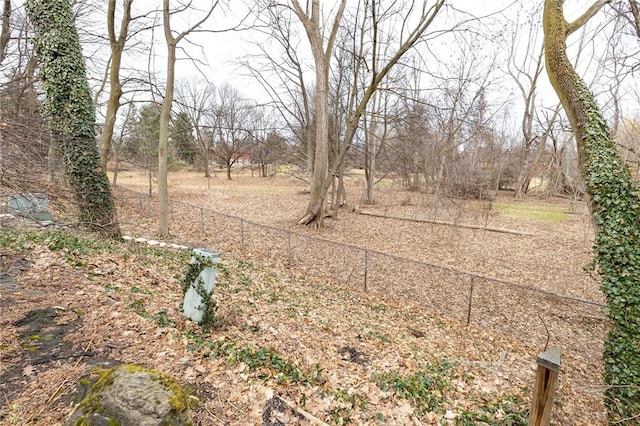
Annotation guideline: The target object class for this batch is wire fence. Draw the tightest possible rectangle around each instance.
[114,186,607,357]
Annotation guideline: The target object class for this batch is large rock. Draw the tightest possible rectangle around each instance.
[66,364,194,426]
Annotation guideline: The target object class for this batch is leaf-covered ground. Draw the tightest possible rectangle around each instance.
[0,169,606,425]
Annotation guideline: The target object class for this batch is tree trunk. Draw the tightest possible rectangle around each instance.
[365,151,375,203]
[100,0,132,169]
[365,107,377,204]
[47,140,60,184]
[112,157,119,186]
[514,142,533,197]
[0,0,9,64]
[337,165,346,206]
[25,0,120,238]
[157,39,175,236]
[0,0,5,183]
[293,0,346,228]
[158,0,215,236]
[299,37,330,227]
[226,164,232,180]
[148,165,152,197]
[100,80,121,168]
[544,0,640,421]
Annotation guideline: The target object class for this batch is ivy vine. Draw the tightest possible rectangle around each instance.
[578,80,640,422]
[25,0,119,238]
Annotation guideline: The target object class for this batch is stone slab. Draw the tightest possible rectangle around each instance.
[8,193,53,223]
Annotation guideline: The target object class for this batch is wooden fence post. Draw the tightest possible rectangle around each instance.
[529,347,561,426]
[466,275,475,326]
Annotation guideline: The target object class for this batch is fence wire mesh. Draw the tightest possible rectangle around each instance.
[114,187,607,356]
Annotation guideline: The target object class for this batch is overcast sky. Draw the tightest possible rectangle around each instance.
[8,0,635,128]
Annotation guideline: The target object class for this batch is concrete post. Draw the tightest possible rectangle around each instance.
[182,248,219,325]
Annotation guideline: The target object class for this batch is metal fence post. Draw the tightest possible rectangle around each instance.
[240,218,244,248]
[287,231,292,266]
[364,250,369,291]
[146,194,151,218]
[200,208,204,233]
[466,275,475,326]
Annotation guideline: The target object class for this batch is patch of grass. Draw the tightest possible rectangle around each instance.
[373,359,455,418]
[457,394,528,425]
[238,276,253,287]
[103,283,122,293]
[127,299,147,317]
[41,231,105,254]
[207,340,321,386]
[0,228,23,249]
[494,202,567,223]
[370,304,387,313]
[152,309,174,327]
[267,291,282,303]
[374,178,394,189]
[327,389,368,424]
[182,330,212,353]
[131,285,151,295]
[0,229,112,261]
[366,330,390,343]
[237,259,254,271]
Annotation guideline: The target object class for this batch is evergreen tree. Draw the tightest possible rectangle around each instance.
[171,111,196,165]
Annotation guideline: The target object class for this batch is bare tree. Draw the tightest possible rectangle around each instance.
[174,79,216,177]
[286,0,446,227]
[110,102,136,186]
[0,0,9,147]
[289,0,347,227]
[252,128,289,177]
[212,83,254,180]
[506,5,546,198]
[121,102,160,196]
[246,4,314,181]
[362,87,396,204]
[157,0,217,236]
[0,3,51,191]
[99,0,134,168]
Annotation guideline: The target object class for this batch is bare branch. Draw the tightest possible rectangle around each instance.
[567,0,612,34]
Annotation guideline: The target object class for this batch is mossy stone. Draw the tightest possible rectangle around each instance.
[65,364,193,426]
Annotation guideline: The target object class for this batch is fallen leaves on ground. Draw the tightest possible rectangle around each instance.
[0,170,607,425]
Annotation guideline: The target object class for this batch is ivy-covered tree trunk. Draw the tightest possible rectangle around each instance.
[544,0,640,422]
[25,0,120,238]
